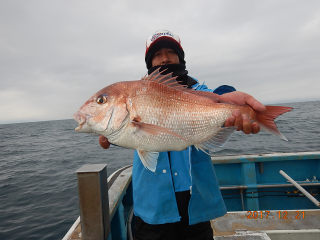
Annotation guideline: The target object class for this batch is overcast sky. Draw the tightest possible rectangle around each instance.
[1,0,319,124]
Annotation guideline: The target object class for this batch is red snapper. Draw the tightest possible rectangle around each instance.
[74,69,292,172]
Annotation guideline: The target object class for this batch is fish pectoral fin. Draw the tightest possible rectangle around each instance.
[131,121,187,141]
[137,150,159,172]
[195,126,237,152]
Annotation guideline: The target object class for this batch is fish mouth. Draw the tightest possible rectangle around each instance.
[73,111,92,132]
[75,123,84,132]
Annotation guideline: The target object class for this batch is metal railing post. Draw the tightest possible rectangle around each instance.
[280,170,320,208]
[76,164,111,240]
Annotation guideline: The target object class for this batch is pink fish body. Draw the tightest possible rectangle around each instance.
[74,69,292,171]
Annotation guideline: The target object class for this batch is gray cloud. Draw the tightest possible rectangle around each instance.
[1,0,319,123]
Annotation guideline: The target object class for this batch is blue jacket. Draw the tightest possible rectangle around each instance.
[132,79,236,225]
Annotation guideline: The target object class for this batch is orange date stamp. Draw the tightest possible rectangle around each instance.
[247,210,305,219]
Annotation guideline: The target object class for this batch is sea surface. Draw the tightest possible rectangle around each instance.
[0,100,320,240]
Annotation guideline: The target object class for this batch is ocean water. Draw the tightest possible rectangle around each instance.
[0,100,319,240]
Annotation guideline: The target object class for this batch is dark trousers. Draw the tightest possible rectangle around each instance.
[134,216,213,240]
[134,191,213,240]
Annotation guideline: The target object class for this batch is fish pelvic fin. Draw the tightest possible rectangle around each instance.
[132,121,187,141]
[254,106,293,141]
[195,126,237,152]
[137,150,159,172]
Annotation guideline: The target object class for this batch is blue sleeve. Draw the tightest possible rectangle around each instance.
[190,77,236,95]
[213,85,236,95]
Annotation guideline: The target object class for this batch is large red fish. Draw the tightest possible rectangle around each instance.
[74,69,292,171]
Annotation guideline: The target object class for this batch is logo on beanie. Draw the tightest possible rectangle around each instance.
[150,31,174,42]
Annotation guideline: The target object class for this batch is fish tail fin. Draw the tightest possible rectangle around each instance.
[254,106,293,141]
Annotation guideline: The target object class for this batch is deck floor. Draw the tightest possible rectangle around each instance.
[211,209,320,239]
[65,209,320,239]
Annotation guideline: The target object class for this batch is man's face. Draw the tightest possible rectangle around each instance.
[151,48,180,67]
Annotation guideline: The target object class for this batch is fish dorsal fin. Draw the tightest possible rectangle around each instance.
[142,70,238,104]
[141,68,189,90]
[194,126,237,153]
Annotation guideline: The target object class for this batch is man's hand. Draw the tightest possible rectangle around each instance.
[99,135,111,149]
[222,91,266,134]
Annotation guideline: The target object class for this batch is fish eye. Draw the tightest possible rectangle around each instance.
[96,94,108,104]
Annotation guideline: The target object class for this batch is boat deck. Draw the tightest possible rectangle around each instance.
[63,152,320,240]
[65,210,320,240]
[211,209,320,239]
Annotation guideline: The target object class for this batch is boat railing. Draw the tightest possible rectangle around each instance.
[62,164,133,240]
[63,151,320,239]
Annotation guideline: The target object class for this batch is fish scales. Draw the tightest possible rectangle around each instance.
[115,80,235,151]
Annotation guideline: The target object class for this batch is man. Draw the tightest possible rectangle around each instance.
[100,30,265,240]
